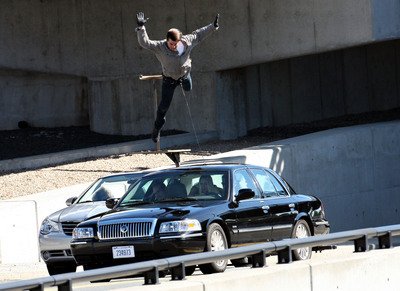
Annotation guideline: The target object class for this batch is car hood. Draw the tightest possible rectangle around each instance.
[48,202,109,222]
[100,201,224,222]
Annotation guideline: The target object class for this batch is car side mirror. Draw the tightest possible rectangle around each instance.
[106,198,119,209]
[235,188,255,202]
[65,197,77,206]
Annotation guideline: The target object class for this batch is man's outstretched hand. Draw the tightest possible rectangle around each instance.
[136,12,149,27]
[214,14,220,28]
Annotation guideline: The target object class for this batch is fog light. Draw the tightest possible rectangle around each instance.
[42,251,50,260]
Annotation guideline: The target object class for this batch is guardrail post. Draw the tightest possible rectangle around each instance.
[277,246,292,264]
[171,263,186,280]
[143,267,160,285]
[252,250,266,268]
[378,231,393,249]
[57,279,72,291]
[354,235,369,252]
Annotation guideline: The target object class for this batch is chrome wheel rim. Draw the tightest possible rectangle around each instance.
[295,223,310,260]
[210,230,226,267]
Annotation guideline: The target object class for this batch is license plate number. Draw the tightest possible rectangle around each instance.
[112,246,135,259]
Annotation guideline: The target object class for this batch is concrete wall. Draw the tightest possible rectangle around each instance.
[210,121,400,232]
[0,201,39,263]
[0,0,400,135]
[0,70,88,130]
[219,39,400,139]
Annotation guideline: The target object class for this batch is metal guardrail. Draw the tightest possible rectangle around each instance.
[1,224,400,291]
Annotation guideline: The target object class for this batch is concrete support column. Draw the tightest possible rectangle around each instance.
[216,69,247,140]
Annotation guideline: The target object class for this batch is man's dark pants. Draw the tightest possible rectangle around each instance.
[153,74,192,132]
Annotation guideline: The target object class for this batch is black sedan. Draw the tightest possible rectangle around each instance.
[70,163,329,274]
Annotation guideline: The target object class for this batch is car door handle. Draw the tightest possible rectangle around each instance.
[262,205,270,214]
[288,203,295,208]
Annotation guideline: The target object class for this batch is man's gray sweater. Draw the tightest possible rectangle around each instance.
[137,24,217,80]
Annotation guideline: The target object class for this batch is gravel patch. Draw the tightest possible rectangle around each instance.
[0,139,266,200]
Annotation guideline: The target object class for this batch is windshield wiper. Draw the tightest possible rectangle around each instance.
[119,201,154,207]
[157,197,197,203]
[78,200,95,203]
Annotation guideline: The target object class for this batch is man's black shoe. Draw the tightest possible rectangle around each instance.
[151,127,160,143]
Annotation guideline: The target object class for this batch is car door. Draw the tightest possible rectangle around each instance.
[230,169,273,246]
[249,168,298,241]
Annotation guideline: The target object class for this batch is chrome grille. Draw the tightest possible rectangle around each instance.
[62,222,79,236]
[98,218,156,240]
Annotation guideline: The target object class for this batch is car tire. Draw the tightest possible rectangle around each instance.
[199,223,228,274]
[291,219,312,260]
[46,262,77,275]
[158,270,168,278]
[185,265,196,276]
[231,256,251,267]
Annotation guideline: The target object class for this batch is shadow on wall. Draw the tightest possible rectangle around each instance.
[216,39,400,141]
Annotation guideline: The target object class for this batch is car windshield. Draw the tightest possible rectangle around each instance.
[77,174,141,203]
[119,169,228,206]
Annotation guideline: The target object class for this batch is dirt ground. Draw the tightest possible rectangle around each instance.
[1,108,400,161]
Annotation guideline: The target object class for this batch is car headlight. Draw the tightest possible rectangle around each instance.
[72,227,94,239]
[40,218,60,235]
[159,219,201,233]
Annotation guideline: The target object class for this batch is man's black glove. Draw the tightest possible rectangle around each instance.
[136,12,149,27]
[214,14,220,28]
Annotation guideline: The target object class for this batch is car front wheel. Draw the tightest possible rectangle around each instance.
[291,219,312,260]
[199,223,228,274]
[185,265,196,276]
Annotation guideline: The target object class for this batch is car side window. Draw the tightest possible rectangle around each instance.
[266,170,288,196]
[233,169,261,198]
[249,168,279,197]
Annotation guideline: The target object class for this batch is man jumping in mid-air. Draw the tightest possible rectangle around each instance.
[136,12,219,143]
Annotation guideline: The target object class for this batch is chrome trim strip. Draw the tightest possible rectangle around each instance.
[315,221,329,225]
[70,242,88,245]
[273,224,292,230]
[160,233,204,240]
[97,218,157,240]
[239,226,272,233]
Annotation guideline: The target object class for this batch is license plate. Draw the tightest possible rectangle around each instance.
[112,246,135,259]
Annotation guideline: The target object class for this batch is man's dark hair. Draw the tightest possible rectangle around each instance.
[166,28,182,41]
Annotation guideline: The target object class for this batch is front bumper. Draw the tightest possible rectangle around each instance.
[71,232,205,267]
[39,232,75,264]
[313,219,330,236]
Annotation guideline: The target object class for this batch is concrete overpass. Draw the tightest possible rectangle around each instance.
[1,0,400,139]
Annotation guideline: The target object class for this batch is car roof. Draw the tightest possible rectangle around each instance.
[176,163,250,171]
[99,170,152,179]
[139,163,264,178]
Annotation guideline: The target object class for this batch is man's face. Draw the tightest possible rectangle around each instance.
[167,39,180,51]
